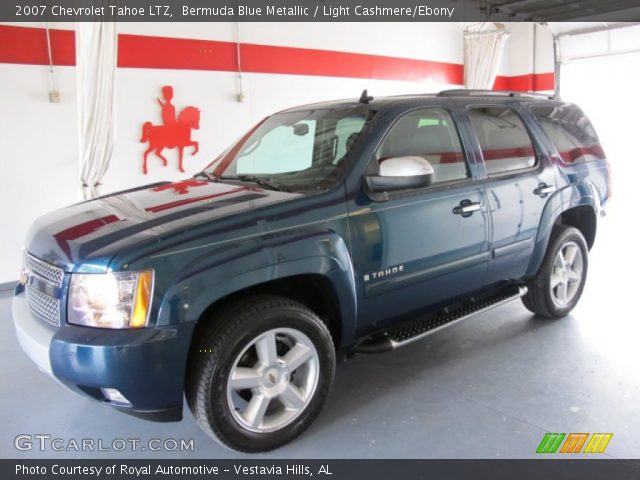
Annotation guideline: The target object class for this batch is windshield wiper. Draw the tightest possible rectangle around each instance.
[193,171,219,182]
[220,175,283,191]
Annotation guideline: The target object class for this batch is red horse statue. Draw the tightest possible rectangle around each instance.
[141,105,200,174]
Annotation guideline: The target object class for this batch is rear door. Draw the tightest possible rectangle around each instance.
[462,103,557,284]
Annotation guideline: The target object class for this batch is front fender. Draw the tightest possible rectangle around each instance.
[525,181,598,278]
[157,228,357,345]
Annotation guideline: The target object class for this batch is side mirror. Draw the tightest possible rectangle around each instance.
[366,156,434,193]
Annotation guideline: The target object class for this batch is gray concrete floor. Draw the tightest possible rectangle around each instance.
[1,211,639,459]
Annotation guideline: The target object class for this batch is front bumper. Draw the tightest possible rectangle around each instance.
[12,292,194,422]
[13,294,60,381]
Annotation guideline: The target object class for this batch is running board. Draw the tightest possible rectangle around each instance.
[353,285,527,353]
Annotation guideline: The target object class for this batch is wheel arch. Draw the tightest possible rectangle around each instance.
[194,272,346,348]
[526,184,598,278]
[158,229,358,349]
[554,205,596,250]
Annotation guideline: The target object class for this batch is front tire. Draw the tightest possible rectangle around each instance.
[186,295,335,452]
[522,225,589,318]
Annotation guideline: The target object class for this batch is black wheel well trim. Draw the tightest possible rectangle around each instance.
[192,273,344,348]
[553,204,597,250]
[524,199,596,280]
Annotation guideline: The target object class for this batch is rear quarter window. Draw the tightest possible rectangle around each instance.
[532,104,605,164]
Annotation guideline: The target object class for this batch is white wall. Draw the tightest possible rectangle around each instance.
[0,63,79,283]
[497,23,555,79]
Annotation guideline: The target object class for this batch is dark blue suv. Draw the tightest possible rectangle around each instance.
[13,90,610,451]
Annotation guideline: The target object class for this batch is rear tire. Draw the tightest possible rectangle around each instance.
[522,225,589,318]
[186,295,335,452]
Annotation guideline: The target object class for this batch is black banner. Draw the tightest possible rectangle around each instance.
[2,0,640,22]
[4,459,640,480]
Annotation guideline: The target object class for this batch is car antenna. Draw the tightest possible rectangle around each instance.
[359,89,373,104]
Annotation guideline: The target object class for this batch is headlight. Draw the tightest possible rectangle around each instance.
[68,271,154,329]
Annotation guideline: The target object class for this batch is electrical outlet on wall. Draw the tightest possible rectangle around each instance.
[49,90,60,103]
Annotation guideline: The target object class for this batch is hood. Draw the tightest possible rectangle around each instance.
[26,179,300,272]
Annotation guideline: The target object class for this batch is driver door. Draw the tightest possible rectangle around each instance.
[347,106,491,330]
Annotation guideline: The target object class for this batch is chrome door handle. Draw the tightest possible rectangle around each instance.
[534,183,555,197]
[453,200,481,217]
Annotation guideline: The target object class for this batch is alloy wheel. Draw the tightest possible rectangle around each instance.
[226,328,320,433]
[550,241,584,307]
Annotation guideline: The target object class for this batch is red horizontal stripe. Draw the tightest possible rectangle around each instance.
[0,24,553,91]
[118,33,238,71]
[0,24,75,66]
[240,42,463,83]
[494,72,555,92]
[121,32,463,83]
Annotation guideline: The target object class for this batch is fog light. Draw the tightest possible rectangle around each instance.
[101,388,130,406]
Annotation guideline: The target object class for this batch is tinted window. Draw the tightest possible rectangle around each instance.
[335,115,367,162]
[206,106,376,191]
[237,120,315,174]
[376,108,468,184]
[469,107,537,175]
[532,104,605,164]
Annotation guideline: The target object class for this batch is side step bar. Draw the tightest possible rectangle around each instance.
[353,285,528,353]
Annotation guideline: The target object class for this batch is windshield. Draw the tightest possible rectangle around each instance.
[203,106,376,191]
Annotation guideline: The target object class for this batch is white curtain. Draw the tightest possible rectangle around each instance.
[463,23,509,90]
[75,22,117,199]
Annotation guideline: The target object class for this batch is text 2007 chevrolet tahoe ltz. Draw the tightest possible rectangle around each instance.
[13,90,610,452]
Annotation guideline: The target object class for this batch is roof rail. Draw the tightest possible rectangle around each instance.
[437,89,557,100]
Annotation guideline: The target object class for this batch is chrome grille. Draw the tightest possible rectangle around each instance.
[26,285,61,327]
[25,253,64,287]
